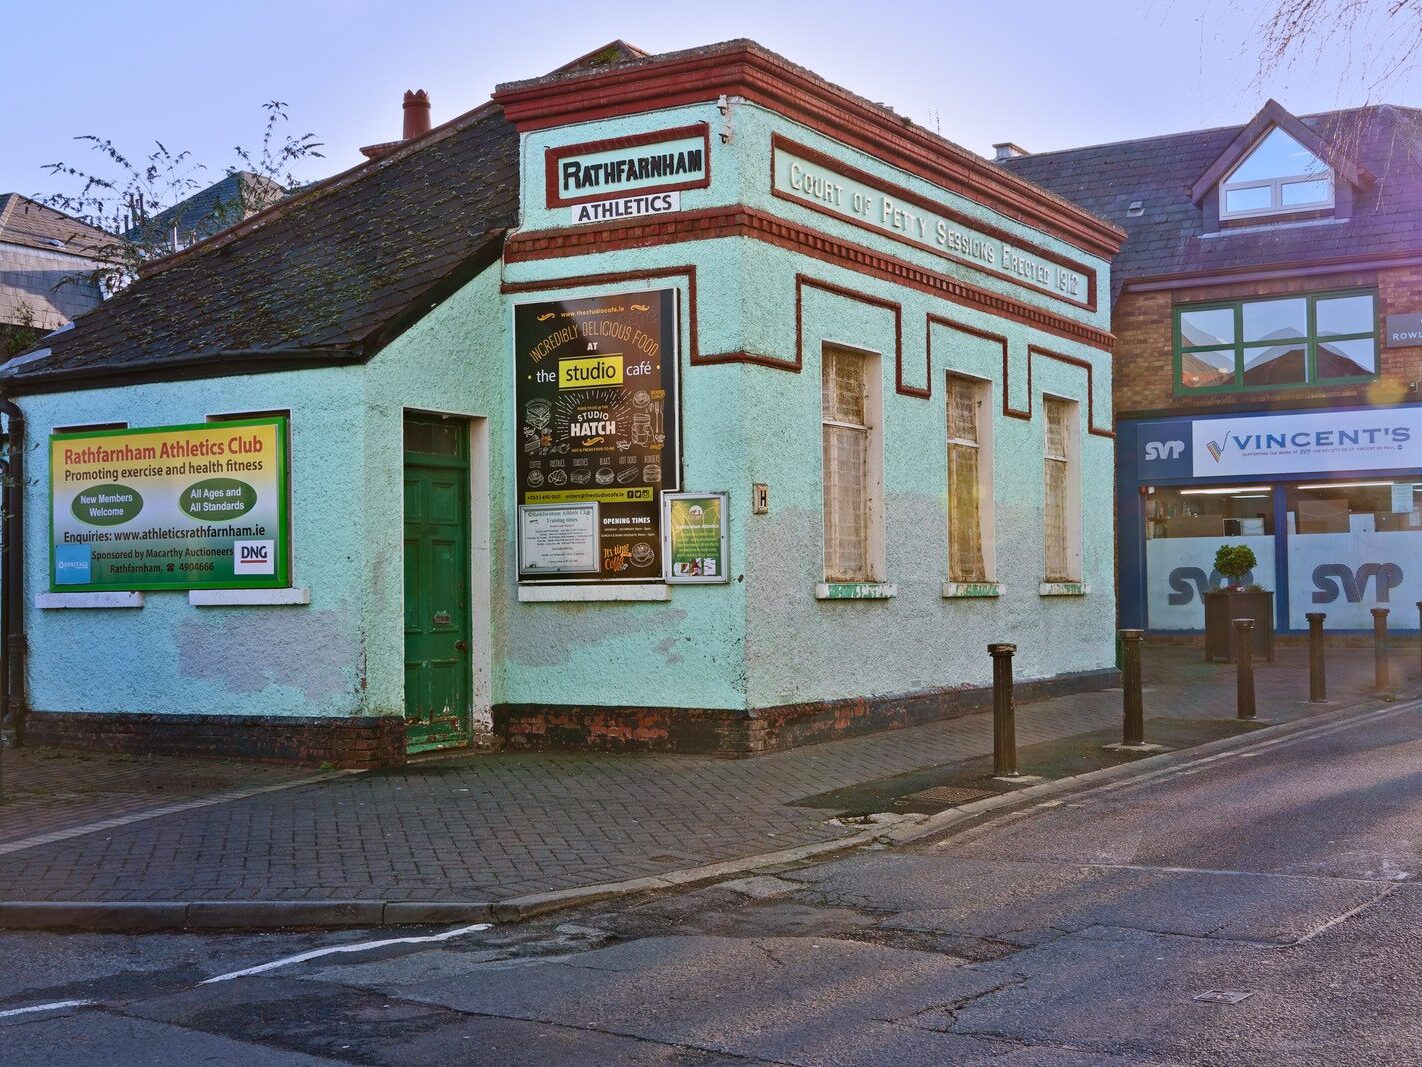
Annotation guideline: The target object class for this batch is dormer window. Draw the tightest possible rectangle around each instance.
[1219,126,1333,220]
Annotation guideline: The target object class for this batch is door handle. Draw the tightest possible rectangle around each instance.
[455,640,468,652]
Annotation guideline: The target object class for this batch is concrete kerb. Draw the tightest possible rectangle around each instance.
[1,686,1418,933]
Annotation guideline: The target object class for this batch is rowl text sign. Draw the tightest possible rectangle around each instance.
[546,124,711,209]
[771,137,1094,308]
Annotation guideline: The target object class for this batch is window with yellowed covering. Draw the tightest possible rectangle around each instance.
[822,347,880,582]
[1043,396,1079,582]
[947,376,989,582]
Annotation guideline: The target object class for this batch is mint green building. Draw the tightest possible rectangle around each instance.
[5,41,1124,764]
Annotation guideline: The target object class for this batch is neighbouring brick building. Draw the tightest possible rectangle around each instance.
[1004,100,1422,635]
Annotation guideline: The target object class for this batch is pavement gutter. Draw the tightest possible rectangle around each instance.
[1,688,1417,932]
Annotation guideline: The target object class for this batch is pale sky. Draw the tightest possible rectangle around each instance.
[4,0,1418,209]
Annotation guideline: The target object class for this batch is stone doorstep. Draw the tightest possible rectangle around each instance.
[2,688,1415,934]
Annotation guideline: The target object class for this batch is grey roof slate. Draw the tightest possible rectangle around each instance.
[126,171,287,247]
[4,101,519,391]
[999,105,1422,290]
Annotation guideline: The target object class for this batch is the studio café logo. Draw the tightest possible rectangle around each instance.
[233,539,275,576]
[1205,422,1413,463]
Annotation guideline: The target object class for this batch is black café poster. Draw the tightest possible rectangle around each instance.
[514,289,680,581]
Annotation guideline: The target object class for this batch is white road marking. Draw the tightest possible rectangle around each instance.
[0,999,95,1019]
[200,922,493,984]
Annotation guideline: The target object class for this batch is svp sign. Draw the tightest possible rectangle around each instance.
[1191,407,1422,478]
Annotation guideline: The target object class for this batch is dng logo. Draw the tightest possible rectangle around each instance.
[233,539,276,576]
[1167,566,1255,605]
[1311,563,1404,604]
[1145,440,1185,461]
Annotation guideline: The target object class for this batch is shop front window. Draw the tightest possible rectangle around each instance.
[1146,485,1275,540]
[1144,485,1277,631]
[1175,289,1377,394]
[1287,480,1422,535]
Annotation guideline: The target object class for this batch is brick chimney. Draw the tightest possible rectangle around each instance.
[361,89,433,161]
[402,90,431,140]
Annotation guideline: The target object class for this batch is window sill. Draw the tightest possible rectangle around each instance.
[518,583,670,603]
[815,582,897,600]
[37,591,144,609]
[942,581,1004,598]
[189,588,311,607]
[1040,582,1090,597]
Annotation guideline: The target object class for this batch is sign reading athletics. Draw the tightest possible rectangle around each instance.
[50,418,290,592]
[514,289,679,582]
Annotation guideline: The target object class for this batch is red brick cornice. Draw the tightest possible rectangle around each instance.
[492,42,1125,260]
[504,207,1116,352]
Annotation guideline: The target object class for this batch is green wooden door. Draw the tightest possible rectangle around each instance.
[403,415,472,753]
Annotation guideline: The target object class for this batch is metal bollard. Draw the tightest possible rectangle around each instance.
[1373,608,1390,691]
[1417,602,1422,676]
[1234,619,1256,720]
[1306,612,1327,703]
[1120,629,1145,745]
[989,643,1018,777]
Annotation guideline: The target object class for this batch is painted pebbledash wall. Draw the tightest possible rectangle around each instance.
[20,44,1122,760]
[505,95,1117,709]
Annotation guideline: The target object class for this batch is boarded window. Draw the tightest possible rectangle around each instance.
[1043,397,1076,582]
[822,348,872,582]
[947,377,987,582]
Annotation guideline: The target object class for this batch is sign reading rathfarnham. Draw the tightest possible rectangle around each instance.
[545,125,711,210]
[514,290,680,582]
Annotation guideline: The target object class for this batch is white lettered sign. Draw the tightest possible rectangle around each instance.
[771,138,1093,307]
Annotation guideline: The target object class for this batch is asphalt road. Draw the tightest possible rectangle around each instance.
[3,698,1421,1066]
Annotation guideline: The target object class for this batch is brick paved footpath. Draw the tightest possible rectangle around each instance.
[0,644,1417,905]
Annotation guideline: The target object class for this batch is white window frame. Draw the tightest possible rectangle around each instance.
[1042,395,1082,584]
[1219,128,1334,221]
[946,374,995,585]
[820,343,884,584]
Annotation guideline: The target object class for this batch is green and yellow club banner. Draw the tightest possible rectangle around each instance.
[50,418,290,592]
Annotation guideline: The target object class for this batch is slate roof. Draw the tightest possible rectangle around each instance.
[3,100,519,392]
[999,105,1422,291]
[0,194,116,260]
[126,171,287,249]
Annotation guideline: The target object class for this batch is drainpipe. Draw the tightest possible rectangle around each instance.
[0,397,25,757]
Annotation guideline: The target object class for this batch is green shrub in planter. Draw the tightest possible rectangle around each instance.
[1214,544,1258,591]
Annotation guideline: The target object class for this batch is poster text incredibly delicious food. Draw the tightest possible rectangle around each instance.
[514,290,679,581]
[50,418,289,591]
